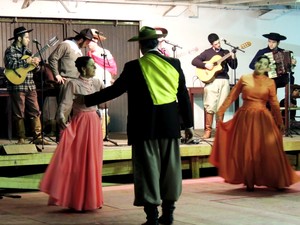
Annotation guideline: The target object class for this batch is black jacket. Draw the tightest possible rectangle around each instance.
[85,51,193,144]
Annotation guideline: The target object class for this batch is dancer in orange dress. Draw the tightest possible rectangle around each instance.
[209,55,300,191]
[40,56,105,211]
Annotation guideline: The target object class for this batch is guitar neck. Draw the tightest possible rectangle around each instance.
[33,44,50,58]
[217,52,233,65]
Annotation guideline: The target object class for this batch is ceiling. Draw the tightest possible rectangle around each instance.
[17,0,300,19]
[19,0,300,10]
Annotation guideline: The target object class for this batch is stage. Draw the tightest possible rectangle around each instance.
[1,175,300,225]
[0,130,300,190]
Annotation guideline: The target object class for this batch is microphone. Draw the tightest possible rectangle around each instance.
[32,39,41,45]
[221,38,227,43]
[164,40,182,49]
[95,30,104,35]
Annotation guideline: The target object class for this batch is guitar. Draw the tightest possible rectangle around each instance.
[196,41,251,84]
[5,36,59,85]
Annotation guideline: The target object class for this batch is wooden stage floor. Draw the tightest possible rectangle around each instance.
[0,129,300,190]
[1,130,300,224]
[1,175,300,225]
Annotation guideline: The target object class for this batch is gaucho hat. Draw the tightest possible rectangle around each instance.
[73,28,94,41]
[8,26,33,41]
[128,26,168,42]
[262,32,286,41]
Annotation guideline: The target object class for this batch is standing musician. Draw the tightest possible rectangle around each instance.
[192,33,237,139]
[48,28,95,141]
[4,26,51,145]
[249,32,297,89]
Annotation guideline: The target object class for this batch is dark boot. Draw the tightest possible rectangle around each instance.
[15,118,26,144]
[142,204,159,225]
[202,112,214,139]
[158,200,175,225]
[30,117,51,145]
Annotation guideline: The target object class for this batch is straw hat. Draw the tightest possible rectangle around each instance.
[91,29,107,41]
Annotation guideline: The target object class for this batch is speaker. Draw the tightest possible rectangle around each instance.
[0,144,38,155]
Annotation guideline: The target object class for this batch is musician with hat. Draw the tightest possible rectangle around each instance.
[4,26,51,145]
[48,28,95,141]
[249,32,297,89]
[80,26,194,225]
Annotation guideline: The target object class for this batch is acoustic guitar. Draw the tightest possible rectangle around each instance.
[196,41,251,84]
[5,36,59,85]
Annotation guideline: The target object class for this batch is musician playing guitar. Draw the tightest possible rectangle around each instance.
[4,26,51,145]
[249,32,297,89]
[192,33,237,139]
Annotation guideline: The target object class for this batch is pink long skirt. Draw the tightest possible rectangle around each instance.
[40,111,103,211]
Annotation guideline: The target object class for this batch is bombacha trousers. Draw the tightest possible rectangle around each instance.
[203,79,230,114]
[132,138,182,206]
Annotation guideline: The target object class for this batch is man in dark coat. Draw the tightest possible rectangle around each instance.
[82,26,194,225]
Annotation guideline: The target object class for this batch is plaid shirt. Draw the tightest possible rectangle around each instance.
[4,42,36,92]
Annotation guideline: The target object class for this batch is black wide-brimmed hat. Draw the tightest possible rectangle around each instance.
[262,32,286,41]
[128,26,168,42]
[73,28,94,40]
[8,26,33,41]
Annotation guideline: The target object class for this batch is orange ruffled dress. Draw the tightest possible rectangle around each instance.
[40,77,104,211]
[209,74,300,189]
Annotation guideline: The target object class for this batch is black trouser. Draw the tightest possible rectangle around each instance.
[273,74,295,89]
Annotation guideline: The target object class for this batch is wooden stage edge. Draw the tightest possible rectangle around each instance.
[0,131,300,190]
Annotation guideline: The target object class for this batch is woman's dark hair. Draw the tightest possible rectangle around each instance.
[256,55,270,65]
[75,56,92,74]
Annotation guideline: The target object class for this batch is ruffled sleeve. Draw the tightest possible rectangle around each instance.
[217,77,243,118]
[56,81,75,123]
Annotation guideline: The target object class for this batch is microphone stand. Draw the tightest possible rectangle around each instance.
[284,54,294,137]
[30,41,56,150]
[97,34,118,146]
[223,40,243,112]
[164,40,182,58]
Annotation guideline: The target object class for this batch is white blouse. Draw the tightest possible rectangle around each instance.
[57,76,105,122]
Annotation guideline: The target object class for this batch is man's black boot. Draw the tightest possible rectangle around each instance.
[158,200,175,225]
[142,204,159,225]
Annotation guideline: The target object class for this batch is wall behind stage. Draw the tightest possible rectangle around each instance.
[1,1,299,130]
[140,9,300,129]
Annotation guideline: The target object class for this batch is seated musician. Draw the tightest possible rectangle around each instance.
[249,32,297,89]
[280,85,300,123]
